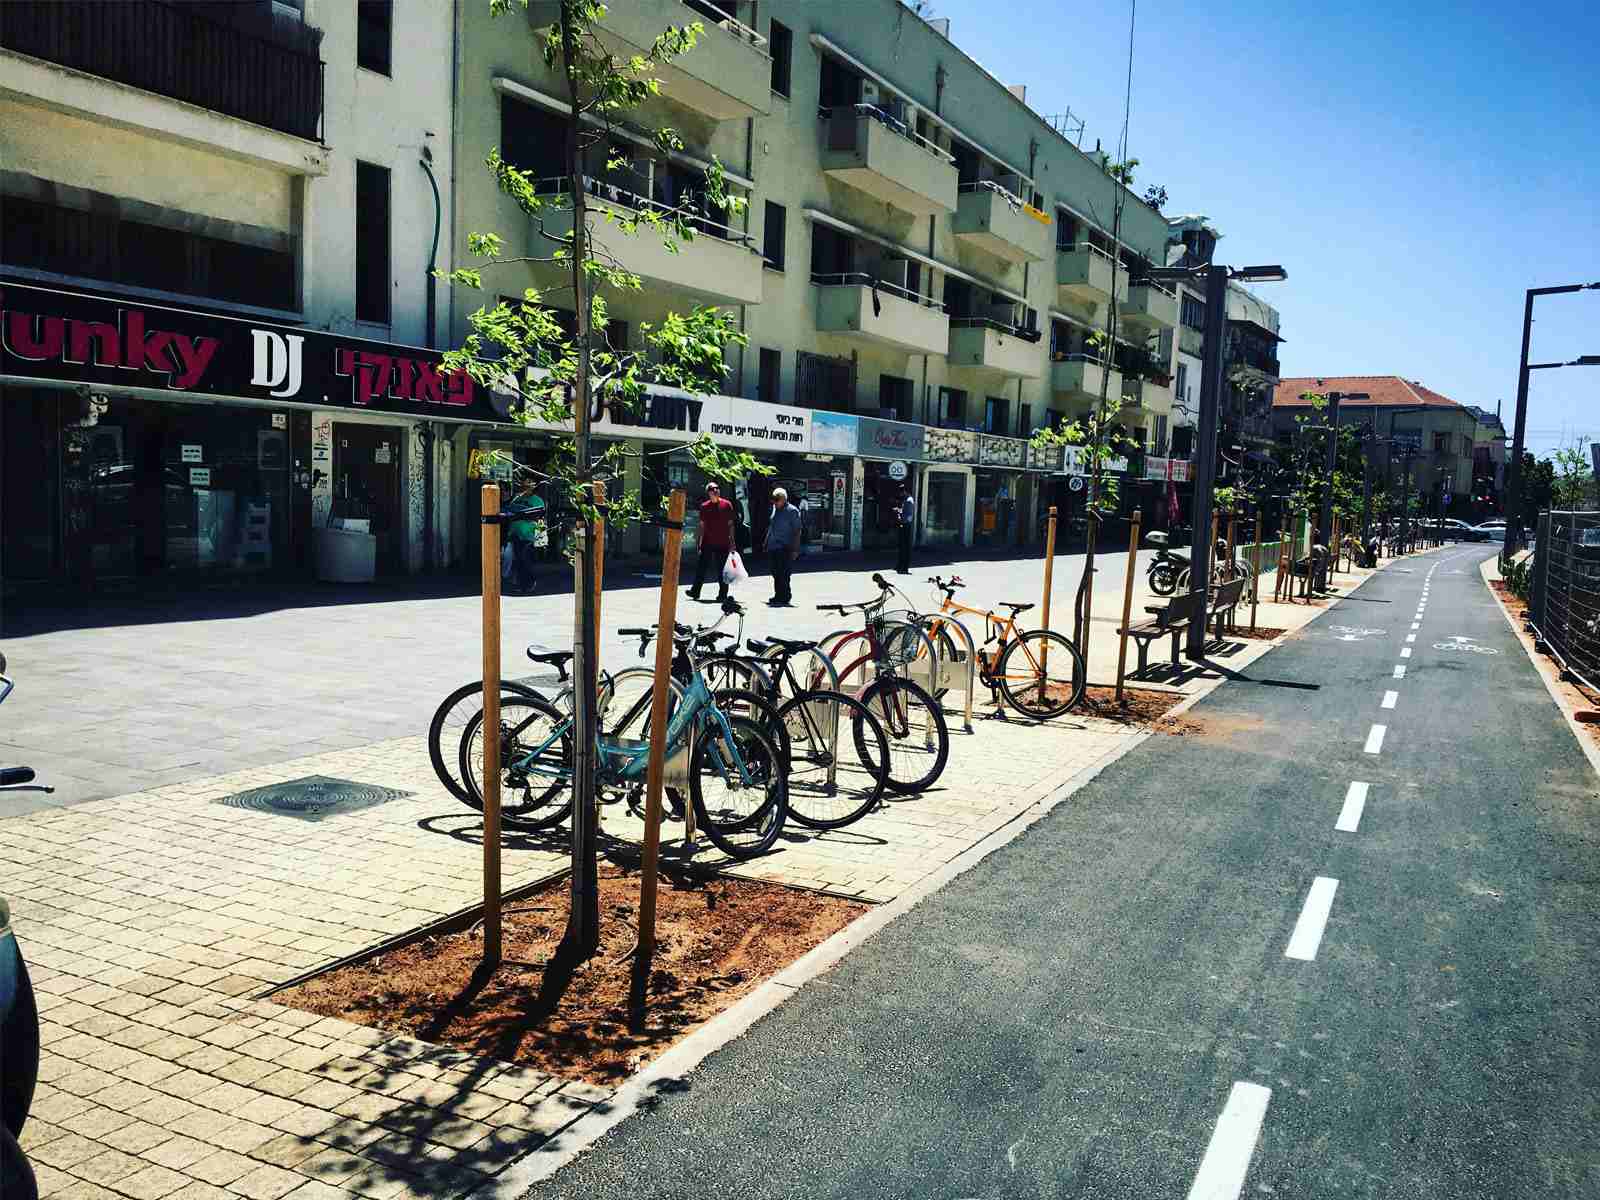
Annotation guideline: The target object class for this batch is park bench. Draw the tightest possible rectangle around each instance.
[1123,589,1202,674]
[1210,575,1248,641]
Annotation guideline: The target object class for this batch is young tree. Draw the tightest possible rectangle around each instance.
[1550,445,1594,509]
[443,0,771,962]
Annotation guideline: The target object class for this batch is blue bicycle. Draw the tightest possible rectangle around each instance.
[458,622,788,859]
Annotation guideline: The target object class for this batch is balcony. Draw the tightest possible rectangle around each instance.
[528,0,770,120]
[947,320,1042,379]
[1051,354,1122,406]
[1120,282,1178,332]
[0,1,324,141]
[1178,325,1204,357]
[952,182,1051,264]
[534,179,765,307]
[1057,243,1128,309]
[813,273,949,356]
[820,106,959,217]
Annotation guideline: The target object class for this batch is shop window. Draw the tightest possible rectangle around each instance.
[763,201,786,270]
[356,162,391,324]
[769,19,792,97]
[759,348,781,404]
[878,375,912,422]
[357,0,392,75]
[984,396,1009,434]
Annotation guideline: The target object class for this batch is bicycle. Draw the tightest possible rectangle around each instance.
[922,575,1087,719]
[457,620,788,859]
[815,583,950,795]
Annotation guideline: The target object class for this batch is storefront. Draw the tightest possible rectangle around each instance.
[856,416,923,551]
[973,434,1028,547]
[1,282,499,592]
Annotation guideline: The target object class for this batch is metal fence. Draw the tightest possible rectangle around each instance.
[1529,511,1600,692]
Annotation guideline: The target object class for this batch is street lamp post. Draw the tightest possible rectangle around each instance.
[1502,282,1600,559]
[1135,260,1286,659]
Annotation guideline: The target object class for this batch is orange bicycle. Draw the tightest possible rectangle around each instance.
[921,575,1087,719]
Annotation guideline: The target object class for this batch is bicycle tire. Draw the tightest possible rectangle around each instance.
[714,687,791,764]
[598,667,684,740]
[457,695,574,830]
[689,714,787,858]
[996,630,1086,720]
[699,653,772,698]
[777,690,889,829]
[428,679,544,803]
[855,675,949,795]
[1148,564,1177,596]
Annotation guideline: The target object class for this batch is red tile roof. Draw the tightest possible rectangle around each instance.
[1273,376,1464,410]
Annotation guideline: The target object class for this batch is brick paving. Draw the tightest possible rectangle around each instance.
[6,559,1378,1198]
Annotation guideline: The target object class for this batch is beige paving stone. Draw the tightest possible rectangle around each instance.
[71,1147,149,1187]
[252,1069,322,1099]
[184,1149,260,1187]
[189,1081,261,1114]
[48,1181,125,1200]
[294,1147,368,1186]
[162,1182,238,1200]
[246,1133,326,1171]
[140,1135,220,1172]
[113,1163,195,1200]
[99,1121,176,1156]
[209,1056,281,1087]
[230,1164,308,1200]
[29,1091,96,1124]
[29,1132,106,1171]
[208,1122,281,1154]
[290,1079,361,1111]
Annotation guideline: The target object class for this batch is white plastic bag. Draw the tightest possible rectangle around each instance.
[722,549,750,587]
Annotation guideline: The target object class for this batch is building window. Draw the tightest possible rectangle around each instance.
[1180,295,1206,329]
[758,348,781,404]
[356,162,391,324]
[1174,362,1189,410]
[1019,404,1032,435]
[878,375,912,422]
[984,396,1009,434]
[769,19,792,97]
[357,1,392,75]
[502,96,567,178]
[1154,414,1169,454]
[762,201,786,270]
[939,387,967,428]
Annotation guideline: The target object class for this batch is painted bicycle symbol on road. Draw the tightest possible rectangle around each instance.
[1432,636,1499,655]
[1328,625,1386,641]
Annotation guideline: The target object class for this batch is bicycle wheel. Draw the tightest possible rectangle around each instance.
[689,714,787,858]
[699,654,772,698]
[457,696,574,830]
[428,679,544,803]
[714,687,791,764]
[996,630,1086,720]
[777,690,889,829]
[598,667,683,740]
[856,676,949,795]
[1148,563,1177,597]
[876,618,941,694]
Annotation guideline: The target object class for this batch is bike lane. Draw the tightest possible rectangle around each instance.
[515,545,1600,1199]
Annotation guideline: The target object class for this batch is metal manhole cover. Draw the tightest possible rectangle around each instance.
[215,775,411,821]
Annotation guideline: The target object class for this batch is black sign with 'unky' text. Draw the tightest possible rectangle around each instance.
[0,282,508,424]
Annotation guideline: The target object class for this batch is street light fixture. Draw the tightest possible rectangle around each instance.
[1135,261,1288,657]
[1503,281,1600,559]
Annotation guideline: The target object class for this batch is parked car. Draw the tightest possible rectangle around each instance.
[1474,521,1507,542]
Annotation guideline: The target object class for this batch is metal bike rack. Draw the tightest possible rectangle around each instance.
[918,614,979,733]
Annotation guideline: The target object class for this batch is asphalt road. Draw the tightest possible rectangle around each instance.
[520,544,1600,1198]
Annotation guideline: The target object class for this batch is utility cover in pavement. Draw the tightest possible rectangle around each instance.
[215,775,411,821]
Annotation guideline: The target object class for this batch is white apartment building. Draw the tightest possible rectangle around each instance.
[1,0,460,593]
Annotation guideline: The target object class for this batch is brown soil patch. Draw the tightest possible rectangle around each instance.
[1221,624,1288,641]
[1079,685,1187,727]
[275,864,866,1086]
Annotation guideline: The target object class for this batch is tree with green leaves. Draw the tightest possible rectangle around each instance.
[442,0,772,962]
[1550,444,1594,510]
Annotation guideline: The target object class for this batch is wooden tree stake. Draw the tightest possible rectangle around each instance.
[479,483,503,970]
[637,489,687,963]
[1115,511,1142,703]
[1040,506,1057,676]
[591,479,605,833]
[1251,512,1264,632]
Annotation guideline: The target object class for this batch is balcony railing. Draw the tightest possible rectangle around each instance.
[811,272,943,308]
[0,1,325,142]
[818,103,956,163]
[948,315,1043,342]
[530,175,754,246]
[681,0,767,49]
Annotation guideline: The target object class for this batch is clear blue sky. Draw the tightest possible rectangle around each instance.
[924,0,1600,457]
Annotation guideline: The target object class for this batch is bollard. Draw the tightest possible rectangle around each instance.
[1251,512,1263,632]
[479,483,503,970]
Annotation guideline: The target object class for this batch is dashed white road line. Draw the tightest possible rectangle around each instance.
[1186,1082,1273,1200]
[1364,724,1387,754]
[1393,665,1406,678]
[1336,781,1369,832]
[1405,633,1417,643]
[1410,622,1420,630]
[1401,648,1412,658]
[1285,876,1340,961]
[1381,690,1398,709]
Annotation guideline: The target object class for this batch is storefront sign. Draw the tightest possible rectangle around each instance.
[1069,475,1085,492]
[1167,459,1191,483]
[831,472,847,519]
[811,410,859,456]
[857,416,924,461]
[1060,446,1130,476]
[888,460,908,481]
[1144,455,1169,480]
[189,467,211,486]
[924,427,977,464]
[978,434,1026,468]
[0,282,492,422]
[181,444,204,463]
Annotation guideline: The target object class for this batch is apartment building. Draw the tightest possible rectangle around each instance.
[1,0,460,595]
[1271,376,1492,519]
[447,0,1180,561]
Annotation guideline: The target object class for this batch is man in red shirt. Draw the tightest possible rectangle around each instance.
[688,481,736,602]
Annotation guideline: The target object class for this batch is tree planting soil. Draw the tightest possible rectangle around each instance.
[1221,624,1289,640]
[1080,685,1188,727]
[276,865,866,1085]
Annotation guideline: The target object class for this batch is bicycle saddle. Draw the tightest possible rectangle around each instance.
[526,646,573,681]
[1000,601,1034,615]
[763,636,818,652]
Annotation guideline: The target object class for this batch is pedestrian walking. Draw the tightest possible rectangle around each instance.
[765,487,801,606]
[687,481,735,603]
[894,485,915,574]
